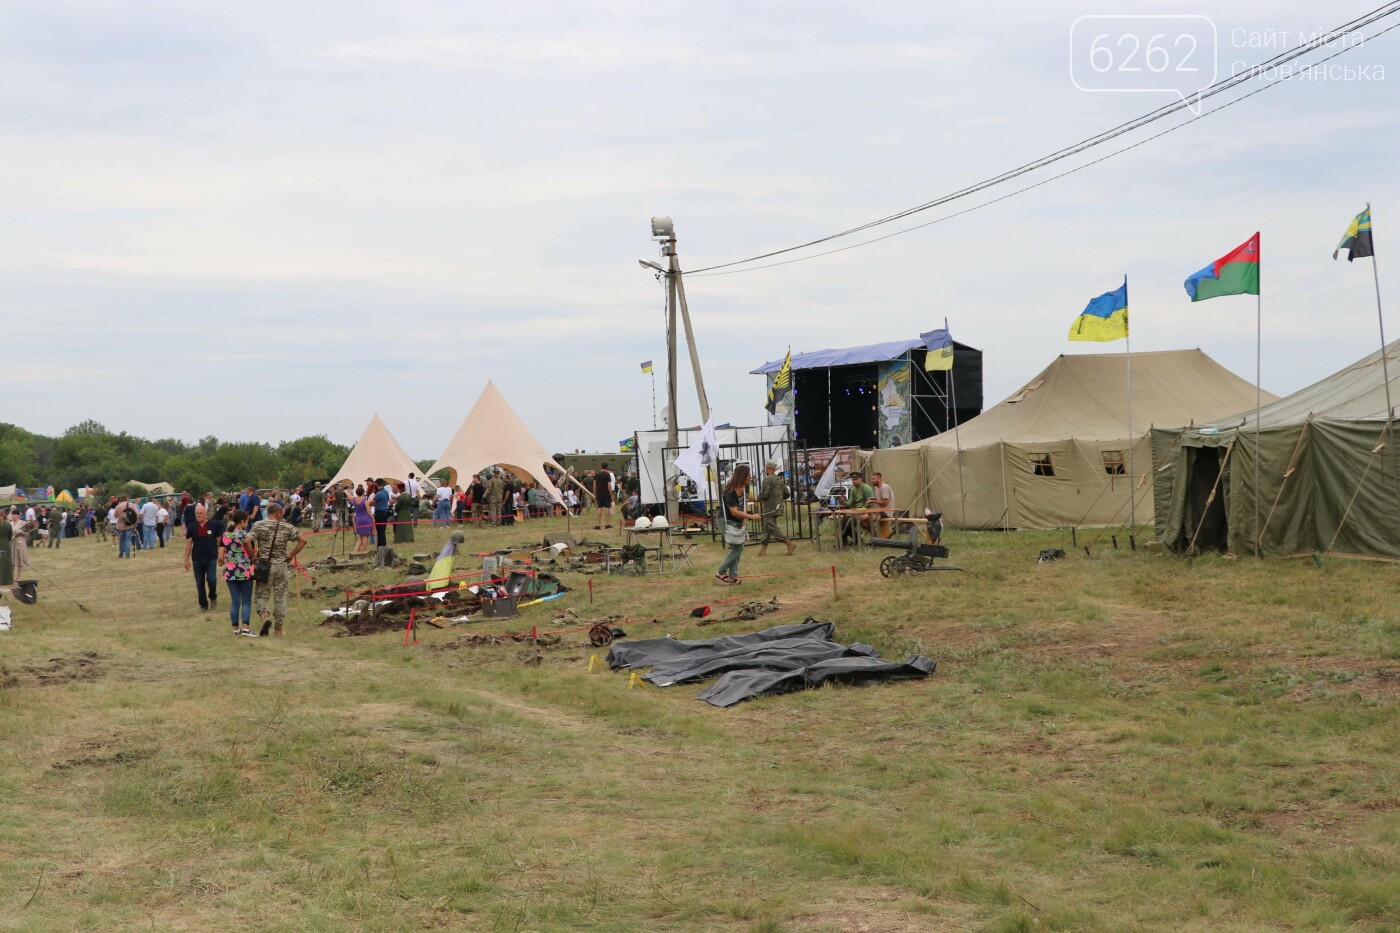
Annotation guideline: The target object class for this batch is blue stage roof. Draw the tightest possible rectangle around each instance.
[751,338,926,375]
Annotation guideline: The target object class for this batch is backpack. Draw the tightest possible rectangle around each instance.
[123,505,139,526]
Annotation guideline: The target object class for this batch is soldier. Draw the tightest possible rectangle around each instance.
[308,481,325,528]
[246,501,306,637]
[485,470,505,525]
[756,460,796,556]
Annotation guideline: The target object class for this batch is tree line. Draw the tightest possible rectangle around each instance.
[0,419,416,498]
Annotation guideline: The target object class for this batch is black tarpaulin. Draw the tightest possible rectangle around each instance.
[605,618,936,707]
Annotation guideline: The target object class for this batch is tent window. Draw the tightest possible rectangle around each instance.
[1029,453,1056,477]
[1102,450,1126,475]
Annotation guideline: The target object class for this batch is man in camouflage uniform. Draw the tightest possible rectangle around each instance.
[248,501,306,636]
[756,460,796,556]
[485,470,505,526]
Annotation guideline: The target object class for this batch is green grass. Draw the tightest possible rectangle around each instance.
[1,518,1398,930]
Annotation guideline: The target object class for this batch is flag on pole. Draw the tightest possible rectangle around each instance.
[1069,279,1129,342]
[920,328,955,370]
[765,348,793,414]
[618,437,636,454]
[674,418,719,488]
[640,360,654,374]
[1333,207,1374,261]
[1184,232,1260,300]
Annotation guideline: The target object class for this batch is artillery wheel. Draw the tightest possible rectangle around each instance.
[879,556,903,578]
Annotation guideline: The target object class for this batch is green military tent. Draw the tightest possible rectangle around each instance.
[1152,338,1400,559]
[865,349,1269,530]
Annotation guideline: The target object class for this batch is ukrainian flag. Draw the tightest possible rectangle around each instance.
[1069,278,1128,342]
[640,360,654,374]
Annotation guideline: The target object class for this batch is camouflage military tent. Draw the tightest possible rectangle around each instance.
[1153,338,1400,559]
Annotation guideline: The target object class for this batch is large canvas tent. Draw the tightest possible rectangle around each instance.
[329,414,422,487]
[865,349,1272,530]
[1153,339,1400,559]
[426,381,571,503]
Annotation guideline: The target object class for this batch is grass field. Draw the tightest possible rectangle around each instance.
[1,516,1398,931]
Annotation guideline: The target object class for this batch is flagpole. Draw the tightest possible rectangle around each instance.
[651,369,657,429]
[1366,204,1398,519]
[946,316,967,527]
[1368,205,1394,419]
[1124,276,1136,549]
[1255,235,1263,559]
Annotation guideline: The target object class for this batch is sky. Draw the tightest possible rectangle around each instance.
[3,0,1398,460]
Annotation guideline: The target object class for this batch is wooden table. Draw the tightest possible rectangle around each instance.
[814,508,889,551]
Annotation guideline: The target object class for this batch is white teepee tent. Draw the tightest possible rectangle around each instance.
[427,381,572,502]
[329,414,423,487]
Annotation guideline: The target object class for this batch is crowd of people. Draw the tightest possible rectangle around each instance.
[3,457,827,625]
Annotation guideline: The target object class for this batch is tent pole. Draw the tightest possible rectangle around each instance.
[947,317,967,528]
[1124,279,1136,550]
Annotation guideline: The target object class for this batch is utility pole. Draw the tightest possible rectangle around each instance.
[655,219,680,520]
[644,217,712,520]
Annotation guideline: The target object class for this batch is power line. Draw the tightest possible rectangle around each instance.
[690,19,1400,278]
[684,3,1400,276]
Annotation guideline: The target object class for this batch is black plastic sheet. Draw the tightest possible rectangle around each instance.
[606,618,936,707]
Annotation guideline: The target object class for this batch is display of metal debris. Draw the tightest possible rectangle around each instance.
[605,619,936,708]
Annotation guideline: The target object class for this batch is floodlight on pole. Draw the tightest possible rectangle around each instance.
[638,259,666,273]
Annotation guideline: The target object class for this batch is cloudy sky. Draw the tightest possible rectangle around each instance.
[4,0,1397,458]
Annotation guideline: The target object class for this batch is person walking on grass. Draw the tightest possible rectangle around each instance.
[220,509,254,635]
[247,502,305,637]
[183,503,224,612]
[433,480,453,528]
[716,464,760,585]
[756,460,797,557]
[351,484,374,554]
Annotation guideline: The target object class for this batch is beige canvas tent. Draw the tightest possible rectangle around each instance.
[865,349,1273,530]
[329,414,423,487]
[426,381,571,502]
[1153,338,1400,559]
[129,480,176,496]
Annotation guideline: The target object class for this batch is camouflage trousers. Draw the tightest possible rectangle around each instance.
[254,563,290,625]
[472,503,486,524]
[487,498,503,523]
[760,513,787,544]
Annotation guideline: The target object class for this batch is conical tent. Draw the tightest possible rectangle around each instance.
[426,381,569,502]
[867,349,1273,530]
[329,414,422,487]
[1153,338,1400,559]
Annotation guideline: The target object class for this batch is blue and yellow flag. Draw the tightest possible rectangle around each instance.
[619,437,637,453]
[1069,278,1128,342]
[640,360,654,374]
[921,327,954,371]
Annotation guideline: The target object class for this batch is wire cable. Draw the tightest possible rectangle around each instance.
[689,19,1400,278]
[684,3,1400,275]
